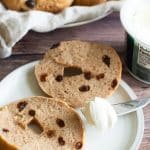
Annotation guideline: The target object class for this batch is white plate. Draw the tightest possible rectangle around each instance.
[0,61,144,150]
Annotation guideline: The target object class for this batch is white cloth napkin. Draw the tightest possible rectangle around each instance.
[0,1,122,58]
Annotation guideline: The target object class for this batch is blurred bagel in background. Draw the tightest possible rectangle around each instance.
[73,0,107,6]
[1,0,74,13]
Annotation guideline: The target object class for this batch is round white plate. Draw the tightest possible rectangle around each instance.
[0,61,144,150]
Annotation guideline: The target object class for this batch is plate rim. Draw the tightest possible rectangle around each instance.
[119,80,144,150]
[0,61,144,150]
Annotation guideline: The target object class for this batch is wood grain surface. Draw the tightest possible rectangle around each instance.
[0,12,150,149]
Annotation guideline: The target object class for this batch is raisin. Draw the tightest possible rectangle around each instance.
[56,119,65,128]
[79,85,90,92]
[28,109,36,116]
[25,0,35,8]
[17,101,28,112]
[102,55,110,67]
[64,90,68,94]
[50,43,60,49]
[40,73,47,82]
[75,142,83,149]
[2,128,9,133]
[111,79,118,88]
[84,72,92,80]
[64,67,82,77]
[96,73,105,80]
[58,137,65,146]
[47,130,55,138]
[19,8,25,11]
[55,75,63,82]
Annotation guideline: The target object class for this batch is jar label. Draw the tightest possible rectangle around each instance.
[126,34,150,83]
[137,45,150,69]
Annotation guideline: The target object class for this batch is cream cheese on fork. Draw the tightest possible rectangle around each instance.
[82,97,117,132]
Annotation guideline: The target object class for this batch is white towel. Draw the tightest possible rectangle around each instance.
[0,1,122,58]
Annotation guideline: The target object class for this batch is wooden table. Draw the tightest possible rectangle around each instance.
[0,12,150,149]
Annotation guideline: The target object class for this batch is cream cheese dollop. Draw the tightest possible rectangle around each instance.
[82,97,117,132]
